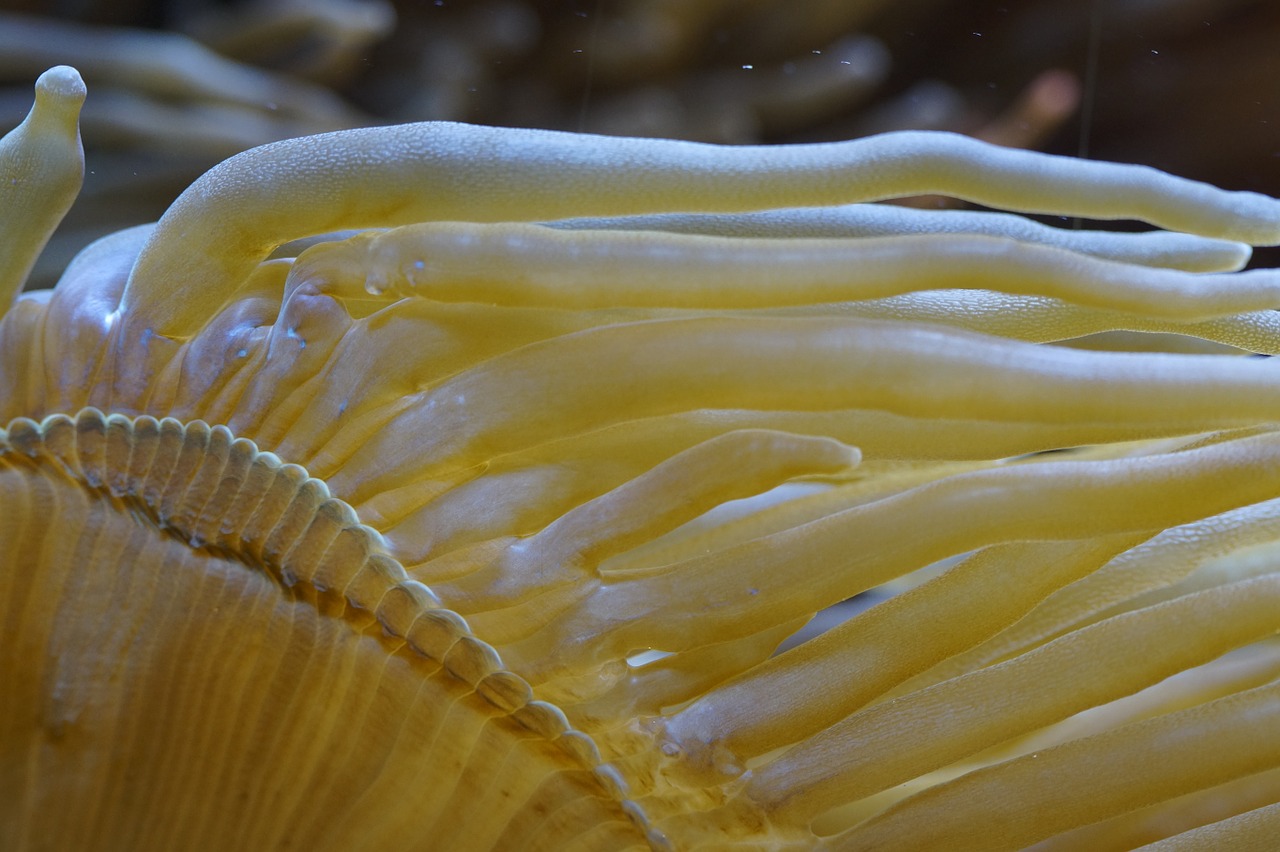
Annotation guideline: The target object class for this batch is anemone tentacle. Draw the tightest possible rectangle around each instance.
[7,64,1280,850]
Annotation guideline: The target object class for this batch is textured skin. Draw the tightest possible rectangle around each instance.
[6,65,1280,850]
[0,410,654,850]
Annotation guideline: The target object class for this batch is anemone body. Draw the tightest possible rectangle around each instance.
[4,66,1280,850]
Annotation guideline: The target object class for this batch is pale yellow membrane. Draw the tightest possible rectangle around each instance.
[0,66,85,313]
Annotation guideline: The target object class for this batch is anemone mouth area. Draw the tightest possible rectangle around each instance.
[0,408,657,851]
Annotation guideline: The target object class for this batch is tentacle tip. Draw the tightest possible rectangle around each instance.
[35,66,87,110]
[1223,189,1280,248]
[845,445,863,468]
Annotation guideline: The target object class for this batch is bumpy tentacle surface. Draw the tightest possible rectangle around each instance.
[8,65,1280,851]
[121,123,1280,339]
[546,205,1253,272]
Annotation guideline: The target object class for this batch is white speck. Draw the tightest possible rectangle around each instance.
[627,649,674,666]
[236,348,248,358]
[742,64,754,70]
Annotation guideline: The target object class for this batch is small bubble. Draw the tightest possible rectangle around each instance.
[236,348,248,358]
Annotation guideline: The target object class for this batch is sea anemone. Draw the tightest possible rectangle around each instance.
[5,64,1280,850]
